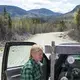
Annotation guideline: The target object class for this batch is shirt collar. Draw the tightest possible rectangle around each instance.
[30,58,43,66]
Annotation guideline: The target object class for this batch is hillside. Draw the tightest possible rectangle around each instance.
[70,5,80,13]
[48,5,80,22]
[0,5,28,17]
[61,5,80,19]
[0,5,62,18]
[28,8,62,17]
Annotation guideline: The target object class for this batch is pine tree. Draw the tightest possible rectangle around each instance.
[75,9,80,31]
[8,14,12,29]
[75,8,80,40]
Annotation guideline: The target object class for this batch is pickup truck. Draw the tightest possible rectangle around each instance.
[1,42,80,80]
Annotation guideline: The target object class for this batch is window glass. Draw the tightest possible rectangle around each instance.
[7,45,32,67]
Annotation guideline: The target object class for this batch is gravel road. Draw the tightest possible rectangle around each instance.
[26,31,77,46]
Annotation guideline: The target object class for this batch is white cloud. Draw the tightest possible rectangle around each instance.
[49,1,76,13]
[43,0,76,13]
[0,0,79,13]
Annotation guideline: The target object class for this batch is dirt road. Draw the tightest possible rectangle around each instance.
[26,31,77,46]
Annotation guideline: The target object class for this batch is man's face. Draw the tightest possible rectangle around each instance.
[32,50,43,62]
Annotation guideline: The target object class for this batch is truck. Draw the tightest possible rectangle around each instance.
[1,41,80,80]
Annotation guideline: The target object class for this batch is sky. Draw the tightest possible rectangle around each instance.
[0,0,80,13]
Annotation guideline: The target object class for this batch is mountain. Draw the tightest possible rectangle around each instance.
[28,8,62,17]
[64,5,80,17]
[63,5,80,17]
[1,5,80,22]
[49,5,80,22]
[0,5,28,17]
[70,5,80,13]
[0,5,62,18]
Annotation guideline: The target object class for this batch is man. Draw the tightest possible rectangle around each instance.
[21,44,43,80]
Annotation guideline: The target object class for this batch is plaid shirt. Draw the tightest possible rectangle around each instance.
[21,58,42,80]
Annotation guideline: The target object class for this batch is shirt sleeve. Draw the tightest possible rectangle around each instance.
[25,68,33,80]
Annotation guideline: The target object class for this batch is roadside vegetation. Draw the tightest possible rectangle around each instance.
[68,8,80,41]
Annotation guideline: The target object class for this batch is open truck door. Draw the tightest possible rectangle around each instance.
[1,42,50,80]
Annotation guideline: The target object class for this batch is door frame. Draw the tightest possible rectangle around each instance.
[1,42,36,80]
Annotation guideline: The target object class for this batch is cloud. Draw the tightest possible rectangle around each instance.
[34,3,44,5]
[43,0,77,13]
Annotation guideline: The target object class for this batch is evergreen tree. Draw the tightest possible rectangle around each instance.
[59,21,66,31]
[8,14,12,29]
[74,8,80,40]
[75,9,80,31]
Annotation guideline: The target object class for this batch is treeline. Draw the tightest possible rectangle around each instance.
[12,17,67,34]
[0,8,12,40]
